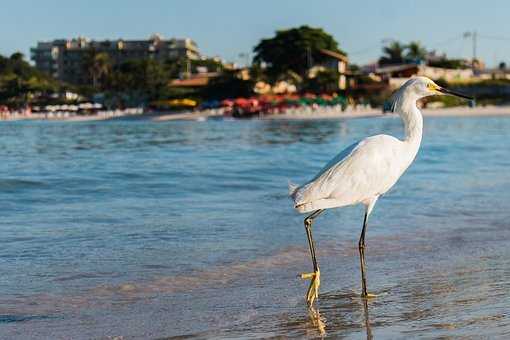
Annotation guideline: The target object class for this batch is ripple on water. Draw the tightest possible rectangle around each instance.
[0,179,49,191]
[0,314,60,323]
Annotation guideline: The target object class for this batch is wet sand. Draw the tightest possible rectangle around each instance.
[2,226,510,339]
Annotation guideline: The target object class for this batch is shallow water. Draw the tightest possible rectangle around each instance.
[1,115,510,339]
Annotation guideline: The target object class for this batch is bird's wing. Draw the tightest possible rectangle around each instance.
[293,135,404,207]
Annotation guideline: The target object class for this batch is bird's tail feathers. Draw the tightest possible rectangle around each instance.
[288,180,299,198]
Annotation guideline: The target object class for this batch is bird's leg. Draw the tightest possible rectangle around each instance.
[300,209,324,306]
[358,212,376,298]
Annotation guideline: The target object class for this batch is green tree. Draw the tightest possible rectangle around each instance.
[106,59,170,105]
[10,52,25,63]
[0,52,59,107]
[84,51,111,90]
[406,41,427,61]
[201,70,254,100]
[302,69,339,94]
[253,25,345,80]
[164,58,187,79]
[428,58,469,69]
[379,41,406,65]
[191,58,224,73]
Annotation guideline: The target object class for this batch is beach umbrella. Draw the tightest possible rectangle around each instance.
[299,98,312,106]
[234,98,250,107]
[221,99,234,107]
[200,101,212,109]
[168,99,197,107]
[79,103,93,109]
[285,98,300,106]
[314,98,328,106]
[181,99,197,107]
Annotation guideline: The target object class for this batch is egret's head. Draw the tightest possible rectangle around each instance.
[388,76,473,113]
[405,76,473,100]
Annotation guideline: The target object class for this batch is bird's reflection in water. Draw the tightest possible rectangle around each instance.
[307,305,326,336]
[305,290,374,339]
[362,298,374,340]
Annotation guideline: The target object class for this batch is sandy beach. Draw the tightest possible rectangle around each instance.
[261,105,510,120]
[3,105,510,123]
[0,108,145,122]
[152,105,510,121]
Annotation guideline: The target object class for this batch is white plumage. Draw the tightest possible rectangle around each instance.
[290,133,417,214]
[289,76,459,215]
[292,76,473,305]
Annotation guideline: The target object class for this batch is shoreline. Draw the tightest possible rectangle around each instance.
[261,105,510,120]
[2,105,510,123]
[150,104,510,122]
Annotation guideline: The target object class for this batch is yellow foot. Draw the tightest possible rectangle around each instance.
[361,292,377,299]
[300,269,320,306]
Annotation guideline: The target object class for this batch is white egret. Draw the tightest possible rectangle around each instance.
[289,77,473,306]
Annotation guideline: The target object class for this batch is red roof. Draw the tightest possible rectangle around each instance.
[319,49,348,63]
[169,72,220,87]
[169,77,209,87]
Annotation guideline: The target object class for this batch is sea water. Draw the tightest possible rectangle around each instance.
[1,116,509,338]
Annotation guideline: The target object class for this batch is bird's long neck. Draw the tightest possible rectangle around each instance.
[389,82,424,165]
[400,99,423,145]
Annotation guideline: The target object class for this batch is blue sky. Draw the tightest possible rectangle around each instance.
[2,0,510,67]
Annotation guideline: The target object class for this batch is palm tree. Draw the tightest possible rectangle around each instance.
[406,41,427,62]
[379,41,406,65]
[84,51,111,90]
